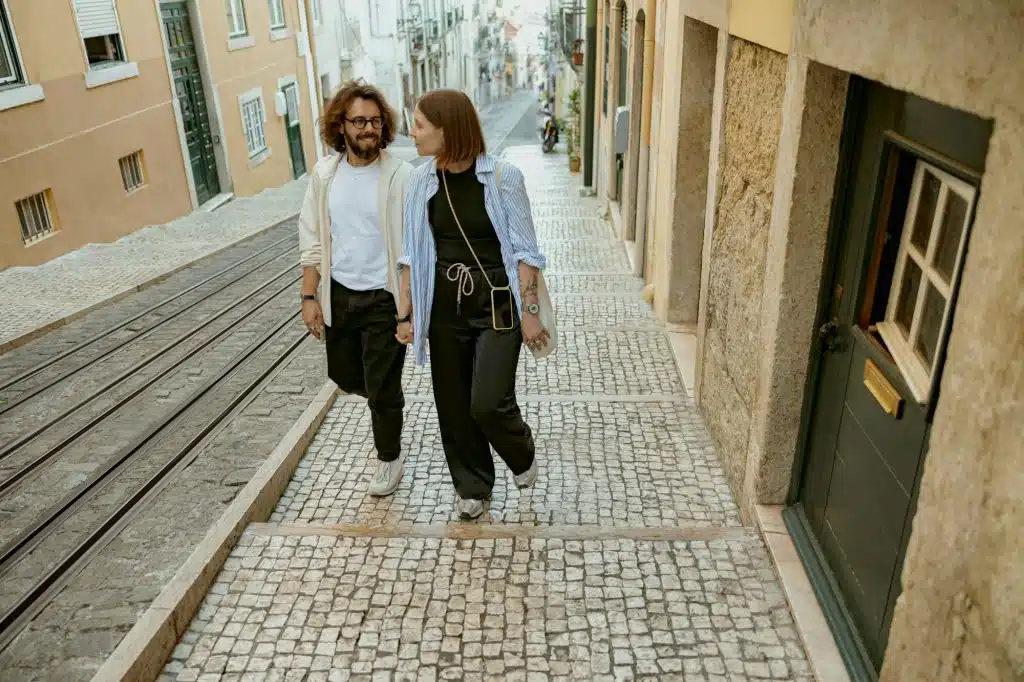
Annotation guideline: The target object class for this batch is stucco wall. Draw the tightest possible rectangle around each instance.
[698,37,787,507]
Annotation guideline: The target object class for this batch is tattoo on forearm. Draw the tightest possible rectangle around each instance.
[520,274,538,306]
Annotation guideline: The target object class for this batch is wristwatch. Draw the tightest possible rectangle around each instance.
[525,303,540,315]
[396,312,411,324]
[301,294,316,302]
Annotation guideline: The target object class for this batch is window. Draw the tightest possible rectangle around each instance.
[239,91,267,158]
[119,151,145,192]
[16,190,56,244]
[877,160,975,403]
[311,0,321,25]
[267,0,285,29]
[1,0,24,86]
[73,0,127,68]
[226,0,247,37]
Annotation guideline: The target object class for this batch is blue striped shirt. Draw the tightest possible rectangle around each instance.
[398,154,546,365]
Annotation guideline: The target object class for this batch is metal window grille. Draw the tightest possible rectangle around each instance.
[119,151,145,192]
[16,191,55,244]
[241,97,266,157]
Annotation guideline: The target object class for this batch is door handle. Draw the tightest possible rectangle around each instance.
[818,320,841,352]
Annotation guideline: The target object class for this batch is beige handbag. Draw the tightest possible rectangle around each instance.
[439,163,558,359]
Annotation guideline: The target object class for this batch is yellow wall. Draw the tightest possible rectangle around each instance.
[0,0,190,268]
[728,0,793,54]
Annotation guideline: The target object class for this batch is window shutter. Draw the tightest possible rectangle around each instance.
[74,0,120,39]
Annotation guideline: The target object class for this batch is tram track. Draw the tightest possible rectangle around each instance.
[0,309,309,653]
[0,235,296,415]
[0,264,302,497]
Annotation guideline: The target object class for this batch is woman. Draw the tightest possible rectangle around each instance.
[396,89,550,520]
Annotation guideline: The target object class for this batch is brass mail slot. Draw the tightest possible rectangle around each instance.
[864,359,903,418]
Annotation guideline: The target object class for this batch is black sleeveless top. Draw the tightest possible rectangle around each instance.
[428,164,505,269]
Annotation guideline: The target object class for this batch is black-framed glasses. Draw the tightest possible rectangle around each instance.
[345,116,384,130]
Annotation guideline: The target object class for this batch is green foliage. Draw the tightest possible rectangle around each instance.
[567,87,581,159]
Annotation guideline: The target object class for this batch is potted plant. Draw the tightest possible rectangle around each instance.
[567,87,582,172]
[571,39,584,67]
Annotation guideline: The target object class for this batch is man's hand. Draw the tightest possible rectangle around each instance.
[522,311,550,350]
[302,299,325,340]
[395,310,414,345]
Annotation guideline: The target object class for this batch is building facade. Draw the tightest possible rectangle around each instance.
[0,0,193,268]
[588,1,1022,680]
[0,0,322,270]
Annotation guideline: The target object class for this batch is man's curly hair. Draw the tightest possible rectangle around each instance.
[320,80,397,154]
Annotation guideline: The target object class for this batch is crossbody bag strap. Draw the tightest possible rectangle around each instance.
[440,171,498,291]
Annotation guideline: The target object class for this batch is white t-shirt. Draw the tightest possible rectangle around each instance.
[329,156,386,290]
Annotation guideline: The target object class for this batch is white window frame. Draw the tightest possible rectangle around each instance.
[267,0,286,29]
[877,160,975,403]
[238,88,269,165]
[227,0,248,37]
[0,0,24,86]
[71,0,140,88]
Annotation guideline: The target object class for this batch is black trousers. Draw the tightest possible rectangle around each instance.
[325,279,405,462]
[429,265,535,500]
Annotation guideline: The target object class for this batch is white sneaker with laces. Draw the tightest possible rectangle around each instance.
[457,497,487,520]
[368,454,405,497]
[514,458,538,489]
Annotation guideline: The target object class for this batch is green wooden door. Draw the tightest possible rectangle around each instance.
[792,79,991,676]
[281,83,306,179]
[162,2,219,205]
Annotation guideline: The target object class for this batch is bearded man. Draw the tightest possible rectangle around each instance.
[298,80,413,497]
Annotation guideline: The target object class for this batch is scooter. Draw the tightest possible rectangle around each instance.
[541,110,559,153]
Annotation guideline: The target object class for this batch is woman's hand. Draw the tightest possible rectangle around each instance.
[522,312,550,350]
[302,299,325,340]
[395,311,414,345]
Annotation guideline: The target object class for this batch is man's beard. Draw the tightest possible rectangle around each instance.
[344,130,381,160]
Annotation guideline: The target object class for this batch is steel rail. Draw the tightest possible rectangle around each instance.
[0,310,302,581]
[0,236,296,408]
[0,322,308,652]
[0,268,302,497]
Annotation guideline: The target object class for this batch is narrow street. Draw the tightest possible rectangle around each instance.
[159,146,814,682]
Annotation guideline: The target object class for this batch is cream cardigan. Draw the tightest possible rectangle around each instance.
[298,151,412,327]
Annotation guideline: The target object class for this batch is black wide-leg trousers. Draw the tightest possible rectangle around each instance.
[428,267,535,500]
[325,279,405,462]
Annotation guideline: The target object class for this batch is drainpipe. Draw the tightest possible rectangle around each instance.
[582,0,597,189]
[299,0,325,159]
[632,0,656,277]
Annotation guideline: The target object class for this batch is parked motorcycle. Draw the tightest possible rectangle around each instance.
[541,110,559,153]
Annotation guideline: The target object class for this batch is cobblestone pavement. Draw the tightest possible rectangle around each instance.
[159,147,814,681]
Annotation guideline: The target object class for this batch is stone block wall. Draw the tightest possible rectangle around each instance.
[697,37,787,514]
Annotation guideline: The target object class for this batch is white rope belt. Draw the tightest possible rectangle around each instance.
[446,262,474,314]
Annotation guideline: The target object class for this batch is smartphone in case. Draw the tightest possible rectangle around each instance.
[491,287,515,331]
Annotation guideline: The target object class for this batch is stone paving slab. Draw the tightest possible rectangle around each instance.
[160,533,813,682]
[270,400,740,528]
[399,331,685,397]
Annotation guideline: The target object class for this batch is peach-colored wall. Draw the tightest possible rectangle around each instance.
[198,0,318,197]
[0,0,191,268]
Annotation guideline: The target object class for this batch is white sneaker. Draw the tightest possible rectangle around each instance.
[457,497,487,520]
[514,458,538,489]
[368,454,405,497]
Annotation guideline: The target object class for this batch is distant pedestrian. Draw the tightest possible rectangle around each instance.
[396,89,552,520]
[298,80,413,497]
